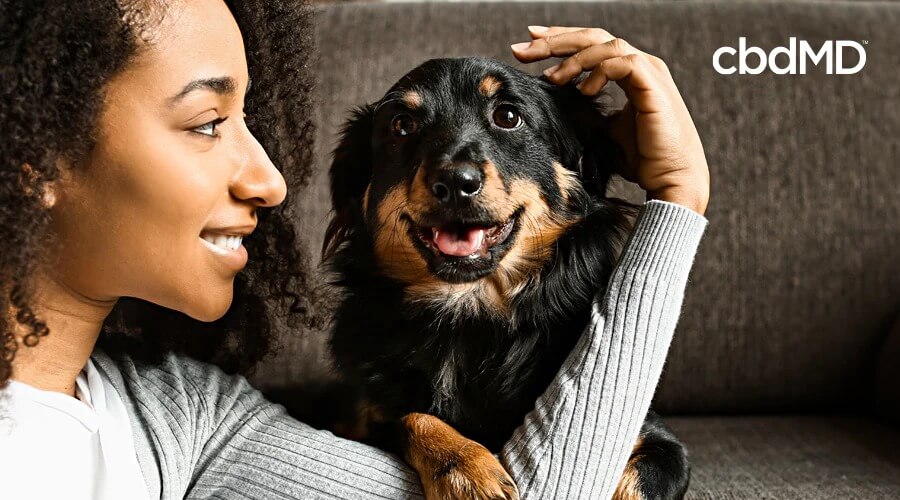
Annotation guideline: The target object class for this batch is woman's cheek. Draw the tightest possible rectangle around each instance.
[92,135,236,317]
[132,163,238,319]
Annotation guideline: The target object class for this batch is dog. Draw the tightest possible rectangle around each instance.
[320,57,690,500]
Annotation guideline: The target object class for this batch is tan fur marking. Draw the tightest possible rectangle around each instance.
[361,183,371,215]
[404,90,423,109]
[402,413,519,500]
[407,279,507,319]
[478,160,513,215]
[373,185,432,285]
[479,75,502,97]
[613,436,647,500]
[553,161,579,202]
[408,164,433,212]
[481,177,577,304]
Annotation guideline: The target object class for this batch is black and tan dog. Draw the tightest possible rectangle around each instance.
[320,57,689,500]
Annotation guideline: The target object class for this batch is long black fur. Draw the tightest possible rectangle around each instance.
[320,57,689,499]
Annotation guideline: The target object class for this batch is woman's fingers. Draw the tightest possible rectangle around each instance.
[557,53,669,119]
[512,25,675,125]
[543,38,641,85]
[511,27,615,63]
[579,53,657,94]
[515,31,668,113]
[527,25,585,40]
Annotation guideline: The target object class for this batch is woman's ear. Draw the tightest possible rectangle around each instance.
[322,104,375,261]
[548,81,627,198]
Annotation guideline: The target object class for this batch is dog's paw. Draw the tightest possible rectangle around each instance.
[402,413,519,500]
[421,442,519,500]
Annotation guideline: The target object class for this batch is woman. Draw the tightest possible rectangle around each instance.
[0,1,709,499]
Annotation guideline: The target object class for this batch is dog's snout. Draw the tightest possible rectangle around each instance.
[428,164,484,205]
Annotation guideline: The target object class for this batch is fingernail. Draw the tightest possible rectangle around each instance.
[510,42,531,52]
[576,81,585,90]
[528,25,549,33]
[542,64,560,77]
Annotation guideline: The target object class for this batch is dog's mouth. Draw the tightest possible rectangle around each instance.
[403,208,523,283]
[416,216,516,258]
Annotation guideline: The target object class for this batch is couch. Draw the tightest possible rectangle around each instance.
[252,1,900,498]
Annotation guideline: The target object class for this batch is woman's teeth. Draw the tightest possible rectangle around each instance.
[201,234,243,252]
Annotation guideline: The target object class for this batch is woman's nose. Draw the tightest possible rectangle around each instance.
[229,131,287,208]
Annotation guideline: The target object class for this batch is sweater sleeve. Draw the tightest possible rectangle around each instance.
[95,199,707,500]
[501,199,708,499]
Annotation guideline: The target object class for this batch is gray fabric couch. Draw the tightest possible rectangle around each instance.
[252,1,900,498]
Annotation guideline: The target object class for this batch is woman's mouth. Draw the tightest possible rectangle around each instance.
[199,229,251,272]
[200,233,244,253]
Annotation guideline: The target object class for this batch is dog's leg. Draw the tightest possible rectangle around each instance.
[613,411,691,500]
[400,413,519,500]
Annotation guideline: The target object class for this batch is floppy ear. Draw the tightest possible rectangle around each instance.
[322,104,375,261]
[549,81,627,198]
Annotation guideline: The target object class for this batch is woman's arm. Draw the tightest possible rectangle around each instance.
[502,199,707,499]
[93,198,706,500]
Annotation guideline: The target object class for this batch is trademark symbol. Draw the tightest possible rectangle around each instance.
[862,40,868,44]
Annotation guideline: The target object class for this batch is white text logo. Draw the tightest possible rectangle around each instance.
[713,37,866,75]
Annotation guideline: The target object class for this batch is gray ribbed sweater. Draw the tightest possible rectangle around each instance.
[92,199,708,500]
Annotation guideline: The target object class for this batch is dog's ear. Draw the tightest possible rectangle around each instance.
[548,81,627,198]
[322,104,375,261]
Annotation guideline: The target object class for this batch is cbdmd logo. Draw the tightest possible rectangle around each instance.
[713,37,867,75]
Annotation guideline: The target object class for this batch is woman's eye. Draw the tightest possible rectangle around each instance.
[390,114,419,137]
[193,117,226,137]
[492,105,523,129]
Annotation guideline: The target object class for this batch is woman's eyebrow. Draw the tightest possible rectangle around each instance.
[168,76,236,107]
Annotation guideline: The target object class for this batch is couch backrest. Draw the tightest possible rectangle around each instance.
[252,1,900,414]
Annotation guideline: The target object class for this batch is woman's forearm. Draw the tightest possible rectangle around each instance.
[502,199,708,499]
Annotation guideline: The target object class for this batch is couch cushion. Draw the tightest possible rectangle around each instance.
[668,416,900,499]
[251,1,900,415]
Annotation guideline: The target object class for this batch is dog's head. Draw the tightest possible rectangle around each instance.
[324,57,628,316]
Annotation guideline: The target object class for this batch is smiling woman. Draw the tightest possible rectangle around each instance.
[0,0,318,385]
[0,0,319,497]
[0,1,710,499]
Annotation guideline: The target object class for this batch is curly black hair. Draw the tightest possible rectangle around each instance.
[0,0,321,386]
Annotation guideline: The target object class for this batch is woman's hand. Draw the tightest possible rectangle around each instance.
[511,26,710,215]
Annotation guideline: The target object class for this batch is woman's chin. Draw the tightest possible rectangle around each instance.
[181,286,234,323]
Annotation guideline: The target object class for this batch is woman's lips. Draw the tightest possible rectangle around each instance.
[199,230,249,272]
[201,233,244,251]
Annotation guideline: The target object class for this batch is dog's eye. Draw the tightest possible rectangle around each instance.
[391,114,419,137]
[492,104,523,129]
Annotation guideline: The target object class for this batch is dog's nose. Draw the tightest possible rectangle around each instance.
[428,164,484,205]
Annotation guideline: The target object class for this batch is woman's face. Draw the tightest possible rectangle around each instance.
[49,0,286,321]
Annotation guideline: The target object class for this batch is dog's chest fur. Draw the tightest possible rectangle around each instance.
[333,292,590,449]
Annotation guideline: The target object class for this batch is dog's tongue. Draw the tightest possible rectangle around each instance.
[432,227,485,257]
